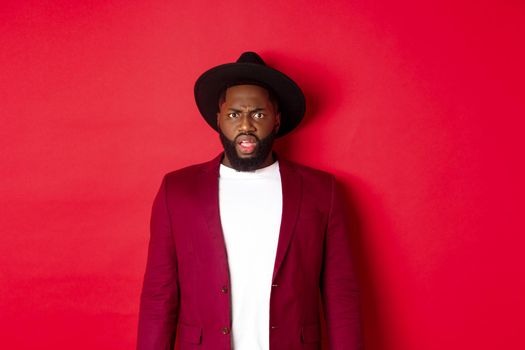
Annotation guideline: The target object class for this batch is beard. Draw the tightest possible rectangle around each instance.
[219,129,277,172]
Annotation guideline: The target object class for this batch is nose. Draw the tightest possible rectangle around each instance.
[238,114,256,133]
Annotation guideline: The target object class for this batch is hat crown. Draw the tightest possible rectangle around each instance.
[195,51,305,137]
[236,51,266,66]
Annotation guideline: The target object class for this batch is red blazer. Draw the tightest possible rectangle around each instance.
[137,154,362,350]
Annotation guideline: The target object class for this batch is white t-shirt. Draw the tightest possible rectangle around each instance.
[219,161,283,350]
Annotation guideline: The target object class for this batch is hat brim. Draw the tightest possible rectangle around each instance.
[194,62,305,137]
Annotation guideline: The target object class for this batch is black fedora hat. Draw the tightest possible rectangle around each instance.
[194,51,306,137]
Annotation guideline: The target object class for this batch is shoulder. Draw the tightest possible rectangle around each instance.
[152,155,221,197]
[280,158,335,185]
[279,158,342,214]
[279,158,339,210]
[163,154,220,180]
[153,156,220,201]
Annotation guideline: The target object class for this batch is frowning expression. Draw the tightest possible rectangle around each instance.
[217,84,280,168]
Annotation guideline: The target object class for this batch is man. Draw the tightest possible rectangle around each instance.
[137,52,362,350]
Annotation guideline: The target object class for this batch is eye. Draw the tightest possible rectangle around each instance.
[253,112,264,119]
[227,112,238,118]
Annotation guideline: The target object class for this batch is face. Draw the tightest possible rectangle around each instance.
[217,84,280,171]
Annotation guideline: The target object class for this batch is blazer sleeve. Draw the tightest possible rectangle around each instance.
[320,176,363,350]
[137,176,179,350]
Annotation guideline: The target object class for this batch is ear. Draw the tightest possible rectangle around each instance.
[274,113,281,132]
[216,112,221,128]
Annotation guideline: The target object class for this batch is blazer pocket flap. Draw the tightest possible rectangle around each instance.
[179,323,202,344]
[301,323,321,343]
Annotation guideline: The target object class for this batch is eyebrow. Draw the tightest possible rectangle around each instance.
[227,107,266,112]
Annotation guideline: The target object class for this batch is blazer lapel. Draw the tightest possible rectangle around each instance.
[194,154,302,283]
[194,154,229,264]
[196,154,223,234]
[272,158,302,282]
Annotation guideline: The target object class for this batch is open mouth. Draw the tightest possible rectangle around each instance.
[236,134,258,154]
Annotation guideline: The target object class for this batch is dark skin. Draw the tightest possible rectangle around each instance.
[217,84,281,169]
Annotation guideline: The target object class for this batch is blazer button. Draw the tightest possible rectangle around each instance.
[271,283,279,287]
[220,286,229,293]
[221,327,230,335]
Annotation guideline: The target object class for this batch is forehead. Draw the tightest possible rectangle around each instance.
[223,84,271,105]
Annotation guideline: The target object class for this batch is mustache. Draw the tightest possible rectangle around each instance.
[219,128,277,172]
[234,133,260,142]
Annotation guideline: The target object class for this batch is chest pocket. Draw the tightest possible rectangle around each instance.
[296,207,326,241]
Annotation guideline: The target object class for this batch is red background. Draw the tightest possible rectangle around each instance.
[1,1,524,349]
